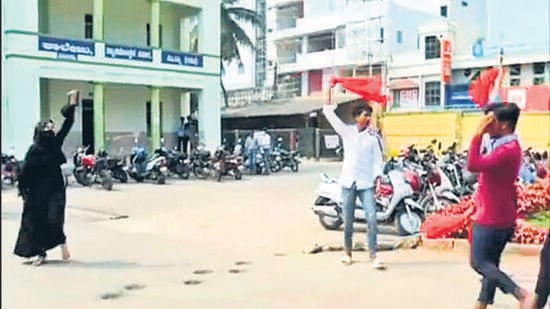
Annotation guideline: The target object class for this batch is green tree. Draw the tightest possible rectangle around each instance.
[220,0,263,107]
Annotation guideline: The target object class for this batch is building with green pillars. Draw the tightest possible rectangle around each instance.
[1,0,222,158]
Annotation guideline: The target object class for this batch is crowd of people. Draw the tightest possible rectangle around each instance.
[10,66,550,308]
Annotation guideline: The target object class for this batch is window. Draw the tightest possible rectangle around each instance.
[379,27,384,43]
[440,5,448,17]
[396,30,403,44]
[510,64,521,76]
[510,78,521,86]
[84,14,93,39]
[146,24,163,47]
[533,77,546,85]
[461,1,468,7]
[425,81,441,106]
[533,62,546,85]
[534,62,546,75]
[425,36,441,60]
[417,34,420,49]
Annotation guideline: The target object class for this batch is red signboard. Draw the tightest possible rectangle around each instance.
[441,39,452,84]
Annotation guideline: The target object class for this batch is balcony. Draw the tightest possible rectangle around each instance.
[3,31,219,79]
[271,15,342,41]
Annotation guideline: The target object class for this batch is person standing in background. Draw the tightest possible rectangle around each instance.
[176,117,188,153]
[187,116,198,151]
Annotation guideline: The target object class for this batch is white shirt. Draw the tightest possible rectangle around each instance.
[258,132,271,148]
[323,105,384,190]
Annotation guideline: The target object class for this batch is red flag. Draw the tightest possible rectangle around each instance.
[468,67,500,108]
[330,76,387,108]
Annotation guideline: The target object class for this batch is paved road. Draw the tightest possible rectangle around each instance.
[1,161,540,309]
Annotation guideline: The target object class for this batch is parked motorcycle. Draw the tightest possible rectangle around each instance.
[153,138,190,179]
[312,170,425,236]
[72,146,114,191]
[127,139,168,184]
[1,151,21,187]
[97,150,128,183]
[211,148,244,181]
[270,137,301,172]
[189,145,214,179]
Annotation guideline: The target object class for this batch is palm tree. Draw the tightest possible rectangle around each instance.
[220,0,263,107]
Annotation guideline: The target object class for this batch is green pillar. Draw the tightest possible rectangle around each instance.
[93,0,104,40]
[150,0,160,48]
[150,87,161,150]
[93,83,106,151]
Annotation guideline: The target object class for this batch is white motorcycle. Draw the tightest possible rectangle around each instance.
[312,170,425,236]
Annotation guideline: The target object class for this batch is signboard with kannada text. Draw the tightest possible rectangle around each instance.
[161,51,203,68]
[38,36,95,61]
[104,44,153,62]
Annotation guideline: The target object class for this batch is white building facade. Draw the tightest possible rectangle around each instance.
[2,0,222,158]
[266,0,550,111]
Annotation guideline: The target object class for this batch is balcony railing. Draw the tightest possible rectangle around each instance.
[4,30,219,75]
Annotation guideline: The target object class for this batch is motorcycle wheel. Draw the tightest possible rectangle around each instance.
[156,173,166,185]
[269,161,281,173]
[193,167,207,179]
[74,170,90,186]
[234,169,243,180]
[177,164,191,180]
[100,172,114,191]
[112,168,128,183]
[395,209,424,236]
[290,161,299,172]
[318,215,343,230]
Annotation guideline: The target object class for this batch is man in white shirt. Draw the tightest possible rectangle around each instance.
[323,102,385,268]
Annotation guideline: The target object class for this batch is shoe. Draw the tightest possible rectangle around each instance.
[32,255,46,266]
[371,257,387,270]
[340,255,352,265]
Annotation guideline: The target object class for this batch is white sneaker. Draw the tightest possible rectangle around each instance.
[340,255,352,265]
[371,257,386,270]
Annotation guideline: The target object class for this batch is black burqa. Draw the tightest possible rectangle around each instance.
[14,103,75,258]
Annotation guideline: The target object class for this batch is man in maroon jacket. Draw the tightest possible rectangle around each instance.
[467,102,534,309]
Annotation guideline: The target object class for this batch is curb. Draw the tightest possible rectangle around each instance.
[422,238,543,257]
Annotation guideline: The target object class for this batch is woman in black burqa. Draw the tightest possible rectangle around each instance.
[14,90,79,266]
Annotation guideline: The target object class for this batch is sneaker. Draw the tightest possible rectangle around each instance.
[371,257,386,270]
[340,255,352,265]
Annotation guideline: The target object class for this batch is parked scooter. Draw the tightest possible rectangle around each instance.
[127,138,168,184]
[153,138,191,179]
[97,150,128,183]
[312,170,425,236]
[72,146,114,191]
[211,147,244,181]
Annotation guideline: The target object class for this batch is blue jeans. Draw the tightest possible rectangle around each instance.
[248,149,257,172]
[342,183,377,258]
[470,223,521,304]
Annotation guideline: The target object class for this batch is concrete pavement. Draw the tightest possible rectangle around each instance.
[1,161,540,309]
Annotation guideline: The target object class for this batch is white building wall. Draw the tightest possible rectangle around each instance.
[45,0,93,39]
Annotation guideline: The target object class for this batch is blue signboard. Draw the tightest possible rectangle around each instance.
[38,36,95,61]
[105,44,153,62]
[446,84,477,110]
[161,51,203,68]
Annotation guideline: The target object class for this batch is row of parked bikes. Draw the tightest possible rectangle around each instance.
[313,140,549,236]
[1,137,302,191]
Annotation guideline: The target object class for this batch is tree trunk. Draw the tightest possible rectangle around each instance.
[220,60,229,108]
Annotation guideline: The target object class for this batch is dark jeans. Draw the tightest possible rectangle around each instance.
[536,234,550,308]
[470,223,521,305]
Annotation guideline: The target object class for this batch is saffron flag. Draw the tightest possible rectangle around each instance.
[468,67,500,109]
[330,76,387,108]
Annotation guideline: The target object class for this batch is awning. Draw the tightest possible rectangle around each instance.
[389,78,419,89]
[222,94,361,118]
